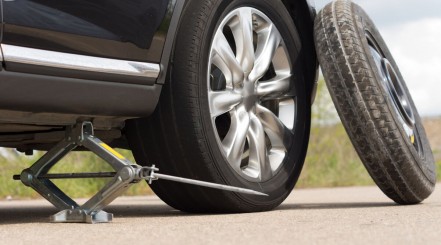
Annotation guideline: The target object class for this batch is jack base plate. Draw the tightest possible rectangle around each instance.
[51,210,113,224]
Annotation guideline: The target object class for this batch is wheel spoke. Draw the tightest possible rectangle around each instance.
[247,114,272,181]
[256,73,291,99]
[268,148,286,172]
[230,8,255,73]
[249,23,282,82]
[212,32,244,85]
[222,108,250,170]
[209,90,242,118]
[256,105,292,150]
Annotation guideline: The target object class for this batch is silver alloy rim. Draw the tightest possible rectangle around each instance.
[207,7,295,182]
[366,32,422,155]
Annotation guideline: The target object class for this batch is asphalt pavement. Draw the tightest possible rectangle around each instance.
[0,184,440,245]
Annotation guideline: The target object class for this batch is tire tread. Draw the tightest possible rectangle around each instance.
[314,0,435,204]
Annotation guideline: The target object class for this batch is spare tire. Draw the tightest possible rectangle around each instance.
[314,0,436,204]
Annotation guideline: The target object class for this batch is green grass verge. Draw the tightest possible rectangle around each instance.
[0,149,152,199]
[297,123,375,188]
[436,160,441,181]
[0,126,439,199]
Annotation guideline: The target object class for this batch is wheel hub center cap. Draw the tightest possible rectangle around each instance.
[241,79,258,111]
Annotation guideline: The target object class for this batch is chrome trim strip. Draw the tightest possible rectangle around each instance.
[0,45,4,63]
[1,44,160,78]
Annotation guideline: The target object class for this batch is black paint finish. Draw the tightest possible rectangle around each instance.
[0,0,3,46]
[2,0,171,62]
[0,70,162,117]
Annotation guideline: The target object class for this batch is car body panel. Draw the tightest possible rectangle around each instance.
[2,0,170,62]
[0,0,3,69]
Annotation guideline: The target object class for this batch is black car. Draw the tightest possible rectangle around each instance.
[1,0,435,216]
[1,0,318,213]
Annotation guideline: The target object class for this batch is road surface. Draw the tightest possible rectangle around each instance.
[0,184,440,245]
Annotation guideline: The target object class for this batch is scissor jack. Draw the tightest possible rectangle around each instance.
[13,121,267,223]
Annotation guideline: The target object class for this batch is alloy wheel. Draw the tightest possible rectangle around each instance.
[208,7,296,182]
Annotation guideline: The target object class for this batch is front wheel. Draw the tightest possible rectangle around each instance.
[127,0,312,213]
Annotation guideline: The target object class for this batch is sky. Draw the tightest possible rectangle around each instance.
[313,0,441,117]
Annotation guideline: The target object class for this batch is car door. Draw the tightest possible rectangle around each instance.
[0,0,3,66]
[1,0,172,84]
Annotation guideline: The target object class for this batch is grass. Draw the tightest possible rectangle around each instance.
[0,149,152,200]
[297,123,375,188]
[295,79,375,188]
[438,161,441,179]
[0,124,439,199]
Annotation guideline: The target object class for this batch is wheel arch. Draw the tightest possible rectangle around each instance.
[160,0,319,102]
[282,0,319,103]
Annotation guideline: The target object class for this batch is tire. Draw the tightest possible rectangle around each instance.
[126,0,312,213]
[314,0,436,204]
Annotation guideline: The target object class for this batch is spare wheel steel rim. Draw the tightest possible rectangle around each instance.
[366,32,423,157]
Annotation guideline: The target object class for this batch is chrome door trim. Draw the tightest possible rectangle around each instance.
[0,45,4,63]
[1,44,160,78]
